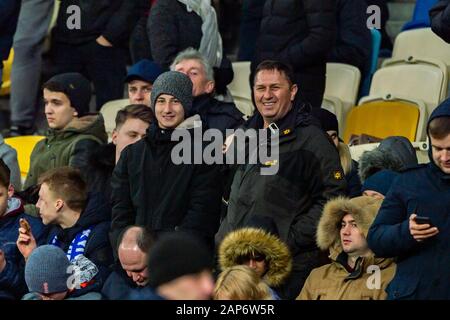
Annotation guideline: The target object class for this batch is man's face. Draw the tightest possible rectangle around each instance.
[128,80,152,106]
[340,214,368,256]
[430,133,450,174]
[240,253,267,278]
[112,118,150,163]
[155,94,185,129]
[164,270,214,300]
[35,183,61,225]
[118,247,149,286]
[174,59,214,97]
[43,89,77,129]
[362,190,385,200]
[327,130,339,148]
[0,184,13,217]
[253,69,298,127]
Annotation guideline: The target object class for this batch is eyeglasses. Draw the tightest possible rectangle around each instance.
[236,253,266,264]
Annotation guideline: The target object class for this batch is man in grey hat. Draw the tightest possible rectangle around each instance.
[110,71,222,251]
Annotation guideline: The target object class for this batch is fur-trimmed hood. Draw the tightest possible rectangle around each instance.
[218,228,292,287]
[317,196,382,258]
[358,136,418,182]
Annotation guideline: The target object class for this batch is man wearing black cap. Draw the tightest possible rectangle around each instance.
[368,99,450,299]
[111,71,222,251]
[23,72,107,190]
[125,59,163,107]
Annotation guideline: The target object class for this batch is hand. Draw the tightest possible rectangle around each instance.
[96,35,113,47]
[16,227,37,261]
[0,250,6,273]
[409,214,439,242]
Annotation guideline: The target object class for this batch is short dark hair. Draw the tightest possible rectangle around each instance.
[0,159,11,188]
[117,225,155,253]
[115,104,155,130]
[42,81,69,97]
[428,116,450,139]
[38,167,87,212]
[253,60,295,86]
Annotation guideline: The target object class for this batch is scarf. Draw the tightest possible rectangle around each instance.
[177,0,223,68]
[51,227,93,262]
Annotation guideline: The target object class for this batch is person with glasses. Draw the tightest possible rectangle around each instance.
[125,59,163,107]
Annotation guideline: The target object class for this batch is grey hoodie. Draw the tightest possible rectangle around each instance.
[0,134,21,190]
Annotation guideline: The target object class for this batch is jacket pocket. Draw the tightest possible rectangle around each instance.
[386,276,419,300]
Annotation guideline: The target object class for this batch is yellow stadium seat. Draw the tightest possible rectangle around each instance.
[1,49,14,96]
[4,136,45,178]
[100,99,129,142]
[343,98,426,143]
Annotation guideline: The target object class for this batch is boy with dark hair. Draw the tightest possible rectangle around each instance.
[17,167,113,297]
[0,159,46,300]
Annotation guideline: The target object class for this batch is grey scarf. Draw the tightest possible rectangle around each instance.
[178,0,223,68]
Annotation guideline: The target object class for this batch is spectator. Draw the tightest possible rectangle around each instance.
[361,169,399,199]
[102,226,154,300]
[367,99,450,299]
[0,159,46,300]
[328,0,371,76]
[297,196,396,300]
[171,48,245,135]
[429,0,450,43]
[110,71,222,250]
[22,245,102,300]
[237,0,265,61]
[148,0,233,96]
[216,61,347,299]
[50,0,139,109]
[251,0,336,109]
[218,220,292,299]
[130,232,215,300]
[17,167,113,297]
[214,265,272,300]
[125,59,163,107]
[0,134,21,190]
[8,0,53,136]
[312,108,362,197]
[0,0,20,88]
[23,73,107,190]
[85,104,154,200]
[129,0,153,63]
[358,136,418,183]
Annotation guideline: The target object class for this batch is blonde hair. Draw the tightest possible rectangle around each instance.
[337,141,353,175]
[214,265,273,300]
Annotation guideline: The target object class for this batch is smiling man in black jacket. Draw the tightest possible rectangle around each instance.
[110,71,222,251]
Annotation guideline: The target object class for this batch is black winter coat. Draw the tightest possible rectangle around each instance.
[192,94,245,136]
[147,0,233,95]
[430,0,450,43]
[252,0,336,109]
[110,117,223,250]
[0,0,21,60]
[53,0,140,47]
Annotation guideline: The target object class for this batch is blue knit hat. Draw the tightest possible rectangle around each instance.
[125,59,163,84]
[361,169,399,196]
[25,245,71,294]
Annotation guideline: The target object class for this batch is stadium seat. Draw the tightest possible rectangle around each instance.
[0,49,14,96]
[4,135,45,179]
[324,63,361,132]
[402,0,438,31]
[228,61,254,116]
[359,29,382,97]
[100,98,129,141]
[344,96,427,143]
[370,57,448,116]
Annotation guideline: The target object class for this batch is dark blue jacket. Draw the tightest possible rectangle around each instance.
[127,286,164,300]
[0,0,21,61]
[101,264,147,300]
[346,160,362,198]
[367,100,450,300]
[0,198,47,300]
[46,192,113,297]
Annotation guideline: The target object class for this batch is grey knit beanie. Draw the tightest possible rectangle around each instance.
[150,71,193,115]
[25,245,71,294]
